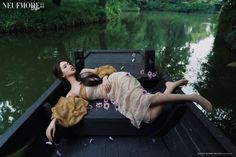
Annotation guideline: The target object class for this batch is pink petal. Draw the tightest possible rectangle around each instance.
[88,105,93,110]
[140,69,145,75]
[142,90,147,94]
[147,71,152,76]
[96,102,103,109]
[152,73,157,77]
[126,72,131,76]
[147,71,153,79]
[103,102,110,110]
[115,105,118,111]
[132,53,136,57]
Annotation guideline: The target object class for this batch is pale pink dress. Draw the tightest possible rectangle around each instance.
[85,72,154,128]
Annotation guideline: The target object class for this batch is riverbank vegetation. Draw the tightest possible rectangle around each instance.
[0,0,226,33]
[193,0,236,144]
[0,0,123,33]
[128,0,223,13]
[216,0,236,52]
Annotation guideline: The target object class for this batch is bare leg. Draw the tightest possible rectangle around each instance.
[150,92,212,112]
[144,79,189,123]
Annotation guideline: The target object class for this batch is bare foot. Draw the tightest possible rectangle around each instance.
[165,79,188,89]
[192,94,213,112]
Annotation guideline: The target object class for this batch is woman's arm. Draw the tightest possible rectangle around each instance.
[80,68,97,74]
[46,118,56,141]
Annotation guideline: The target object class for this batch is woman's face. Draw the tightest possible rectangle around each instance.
[59,61,76,78]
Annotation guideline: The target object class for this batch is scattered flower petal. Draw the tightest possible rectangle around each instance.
[109,136,114,141]
[88,105,93,110]
[103,102,110,110]
[56,150,62,157]
[120,66,125,70]
[110,99,115,104]
[152,138,156,143]
[152,73,157,77]
[131,58,135,62]
[140,69,145,75]
[46,141,52,145]
[96,102,103,110]
[89,138,95,144]
[132,53,136,57]
[142,90,147,94]
[126,72,131,76]
[115,105,119,111]
[147,71,153,79]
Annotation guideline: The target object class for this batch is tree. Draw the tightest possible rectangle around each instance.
[99,0,106,8]
[52,0,61,6]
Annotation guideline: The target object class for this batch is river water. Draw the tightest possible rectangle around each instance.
[0,11,235,147]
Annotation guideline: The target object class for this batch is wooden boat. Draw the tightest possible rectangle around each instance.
[0,49,235,157]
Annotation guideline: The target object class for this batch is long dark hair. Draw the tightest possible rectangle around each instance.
[52,60,102,86]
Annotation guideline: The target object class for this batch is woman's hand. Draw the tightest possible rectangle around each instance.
[46,118,56,141]
[103,76,111,93]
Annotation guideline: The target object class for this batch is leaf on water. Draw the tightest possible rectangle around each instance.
[5,81,16,87]
[227,61,236,67]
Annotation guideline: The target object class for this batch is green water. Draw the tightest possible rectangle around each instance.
[0,11,235,147]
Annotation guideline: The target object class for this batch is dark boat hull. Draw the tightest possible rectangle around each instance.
[0,49,235,157]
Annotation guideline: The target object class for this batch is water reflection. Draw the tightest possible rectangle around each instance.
[193,32,236,145]
[1,11,227,142]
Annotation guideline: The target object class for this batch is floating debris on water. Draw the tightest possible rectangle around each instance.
[5,81,16,87]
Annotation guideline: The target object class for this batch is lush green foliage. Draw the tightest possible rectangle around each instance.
[105,0,128,20]
[217,0,236,51]
[193,3,236,144]
[0,0,106,32]
[130,0,223,13]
